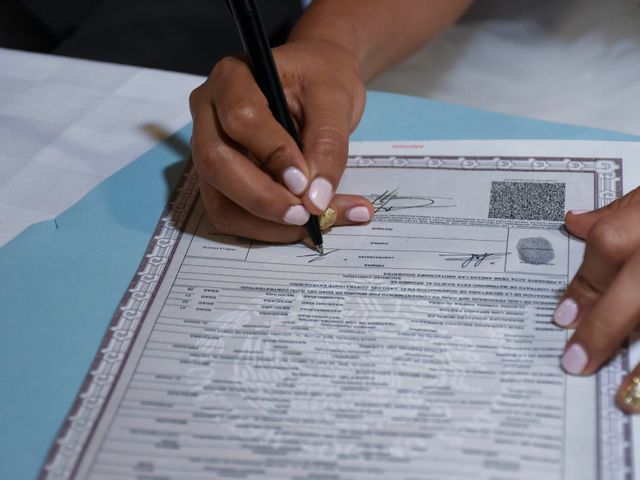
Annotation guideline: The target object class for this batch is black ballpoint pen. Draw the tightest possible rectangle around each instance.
[225,0,324,254]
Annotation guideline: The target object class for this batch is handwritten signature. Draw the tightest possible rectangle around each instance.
[297,248,340,264]
[441,252,509,268]
[371,188,455,213]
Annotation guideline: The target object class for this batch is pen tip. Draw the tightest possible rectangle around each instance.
[315,244,324,255]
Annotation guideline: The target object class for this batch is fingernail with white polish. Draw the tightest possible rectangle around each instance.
[554,298,578,327]
[283,205,310,226]
[561,343,588,375]
[283,167,308,195]
[569,209,590,215]
[346,206,371,223]
[308,177,333,211]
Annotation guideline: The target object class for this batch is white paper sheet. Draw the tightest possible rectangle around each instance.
[41,140,640,480]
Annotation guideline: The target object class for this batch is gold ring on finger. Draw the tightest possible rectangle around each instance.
[319,207,337,232]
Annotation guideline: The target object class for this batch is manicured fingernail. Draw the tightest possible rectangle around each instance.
[308,177,333,211]
[561,343,588,375]
[569,209,590,215]
[283,205,310,226]
[554,298,578,327]
[283,167,308,195]
[346,206,371,222]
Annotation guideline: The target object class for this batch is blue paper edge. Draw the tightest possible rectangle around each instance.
[1,91,638,479]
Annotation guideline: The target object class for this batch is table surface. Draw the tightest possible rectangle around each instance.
[1,45,640,479]
[371,0,640,137]
[0,47,202,247]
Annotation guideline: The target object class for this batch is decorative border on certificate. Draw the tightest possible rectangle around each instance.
[40,154,630,480]
[348,155,622,207]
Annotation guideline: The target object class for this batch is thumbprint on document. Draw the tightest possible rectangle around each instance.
[516,237,555,265]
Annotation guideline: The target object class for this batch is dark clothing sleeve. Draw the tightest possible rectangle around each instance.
[5,0,303,75]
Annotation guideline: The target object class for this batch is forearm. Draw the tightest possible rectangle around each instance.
[288,0,472,82]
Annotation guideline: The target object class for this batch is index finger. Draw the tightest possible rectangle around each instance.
[554,205,640,329]
[561,248,640,376]
[190,96,309,226]
[207,57,311,196]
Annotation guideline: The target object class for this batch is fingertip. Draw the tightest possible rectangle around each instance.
[332,195,374,225]
[565,208,594,224]
[282,205,311,226]
[282,166,309,195]
[564,209,595,239]
[568,209,592,216]
[561,342,589,375]
[346,205,373,223]
[306,177,334,213]
[553,297,579,328]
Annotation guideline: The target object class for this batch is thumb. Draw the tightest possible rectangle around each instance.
[565,186,640,239]
[301,91,362,215]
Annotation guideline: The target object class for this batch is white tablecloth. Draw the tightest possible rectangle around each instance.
[371,0,640,136]
[0,48,202,246]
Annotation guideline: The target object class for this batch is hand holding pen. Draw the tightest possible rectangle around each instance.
[188,1,374,247]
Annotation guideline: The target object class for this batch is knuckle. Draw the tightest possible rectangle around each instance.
[188,85,204,112]
[225,104,260,136]
[307,126,348,160]
[587,220,626,263]
[618,186,640,208]
[319,81,364,120]
[193,143,232,180]
[188,92,197,113]
[584,317,615,357]
[210,56,242,82]
[201,190,230,233]
[569,270,603,300]
[209,212,231,234]
[263,143,296,170]
[206,201,233,234]
[326,85,352,106]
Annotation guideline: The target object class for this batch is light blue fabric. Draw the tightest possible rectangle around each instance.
[1,91,638,480]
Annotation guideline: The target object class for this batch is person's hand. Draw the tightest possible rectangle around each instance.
[189,39,374,243]
[554,188,640,412]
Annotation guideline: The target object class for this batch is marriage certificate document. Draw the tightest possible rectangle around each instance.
[41,140,640,480]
